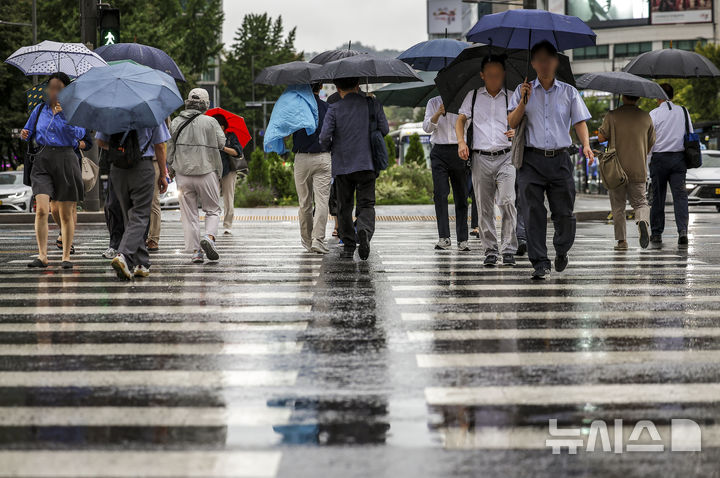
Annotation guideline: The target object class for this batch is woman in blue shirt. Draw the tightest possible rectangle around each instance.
[21,72,86,269]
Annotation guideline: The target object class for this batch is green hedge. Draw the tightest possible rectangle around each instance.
[376,162,433,205]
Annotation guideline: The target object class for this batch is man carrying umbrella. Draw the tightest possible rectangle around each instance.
[456,54,517,265]
[508,41,594,280]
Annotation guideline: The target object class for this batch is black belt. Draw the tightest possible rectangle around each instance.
[525,146,569,157]
[475,148,511,157]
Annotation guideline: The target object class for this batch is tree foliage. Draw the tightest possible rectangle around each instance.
[404,133,426,166]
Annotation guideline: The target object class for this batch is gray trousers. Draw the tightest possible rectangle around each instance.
[471,151,518,255]
[609,182,650,241]
[110,159,155,269]
[294,152,332,245]
[177,172,221,253]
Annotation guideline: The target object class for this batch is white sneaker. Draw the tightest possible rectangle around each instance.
[435,238,451,250]
[102,247,117,259]
[133,265,150,278]
[191,250,204,264]
[200,235,219,261]
[301,239,313,253]
[111,254,132,280]
[223,229,232,235]
[458,241,471,251]
[311,239,330,254]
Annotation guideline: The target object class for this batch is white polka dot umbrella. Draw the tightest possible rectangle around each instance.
[5,40,108,78]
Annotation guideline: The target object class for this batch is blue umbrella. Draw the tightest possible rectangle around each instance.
[58,62,183,134]
[466,9,596,51]
[94,43,185,82]
[397,39,468,71]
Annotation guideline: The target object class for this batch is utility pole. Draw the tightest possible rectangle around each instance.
[523,0,537,8]
[79,0,101,211]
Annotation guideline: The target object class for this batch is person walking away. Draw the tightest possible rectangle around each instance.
[319,77,389,260]
[100,145,124,259]
[146,119,170,252]
[52,129,92,255]
[293,82,332,254]
[211,114,243,235]
[423,95,470,251]
[508,41,594,280]
[648,84,691,248]
[167,88,226,264]
[21,72,86,269]
[96,124,170,279]
[597,94,655,250]
[457,54,517,266]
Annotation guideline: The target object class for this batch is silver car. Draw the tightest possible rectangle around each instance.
[687,150,720,212]
[158,180,180,209]
[0,171,33,212]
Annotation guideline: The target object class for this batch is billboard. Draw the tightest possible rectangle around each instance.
[651,0,713,25]
[566,0,650,28]
[427,0,463,35]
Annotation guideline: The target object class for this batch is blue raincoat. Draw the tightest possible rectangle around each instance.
[264,84,318,154]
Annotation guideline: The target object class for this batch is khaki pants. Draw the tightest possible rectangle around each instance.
[147,160,162,244]
[608,181,649,241]
[221,171,237,230]
[177,172,221,253]
[294,152,332,246]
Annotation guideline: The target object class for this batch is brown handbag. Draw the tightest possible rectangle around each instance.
[597,113,628,190]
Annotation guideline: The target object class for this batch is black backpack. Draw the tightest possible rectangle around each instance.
[108,129,152,169]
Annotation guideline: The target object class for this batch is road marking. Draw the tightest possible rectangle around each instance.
[401,310,720,321]
[381,260,707,265]
[0,281,317,289]
[0,342,304,356]
[0,321,308,332]
[0,370,298,387]
[0,272,320,279]
[396,295,720,305]
[426,383,720,406]
[0,305,311,315]
[408,327,720,341]
[394,283,720,291]
[0,406,291,426]
[416,349,720,368]
[0,451,282,477]
[1,291,314,300]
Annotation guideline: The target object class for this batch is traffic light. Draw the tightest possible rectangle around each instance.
[98,8,120,46]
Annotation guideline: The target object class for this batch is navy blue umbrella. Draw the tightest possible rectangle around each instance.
[466,9,596,51]
[397,39,468,71]
[58,62,183,134]
[94,43,185,82]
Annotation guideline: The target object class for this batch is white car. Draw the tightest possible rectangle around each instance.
[158,180,180,209]
[687,150,720,212]
[0,171,33,212]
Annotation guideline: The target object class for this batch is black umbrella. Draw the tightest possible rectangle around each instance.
[373,71,438,107]
[311,54,421,84]
[577,71,668,99]
[254,61,323,85]
[435,45,575,114]
[310,42,366,65]
[623,49,720,79]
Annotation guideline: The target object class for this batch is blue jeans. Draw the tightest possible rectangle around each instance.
[649,152,688,236]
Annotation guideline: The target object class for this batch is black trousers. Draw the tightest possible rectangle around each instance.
[335,170,376,249]
[104,176,125,250]
[430,144,468,242]
[517,149,576,270]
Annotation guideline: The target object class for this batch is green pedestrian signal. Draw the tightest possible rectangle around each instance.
[101,30,117,46]
[98,8,120,47]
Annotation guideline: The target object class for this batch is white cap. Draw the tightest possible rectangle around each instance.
[187,88,210,103]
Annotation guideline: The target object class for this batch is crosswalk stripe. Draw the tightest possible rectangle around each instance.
[425,383,720,406]
[381,260,708,265]
[0,321,308,332]
[416,350,720,368]
[408,327,720,341]
[394,283,720,291]
[0,451,282,477]
[0,342,304,356]
[1,291,314,300]
[401,310,720,321]
[0,406,291,426]
[0,305,311,315]
[0,272,320,279]
[1,281,317,289]
[0,370,298,387]
[396,295,720,305]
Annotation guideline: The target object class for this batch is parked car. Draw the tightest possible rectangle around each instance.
[687,150,720,212]
[159,180,179,209]
[0,171,33,212]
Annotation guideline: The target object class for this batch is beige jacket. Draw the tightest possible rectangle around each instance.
[167,109,226,178]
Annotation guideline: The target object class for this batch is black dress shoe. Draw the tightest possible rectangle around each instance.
[554,254,569,272]
[27,258,48,268]
[678,234,689,247]
[638,221,650,249]
[516,241,527,256]
[532,267,550,280]
[650,235,662,249]
[61,261,73,269]
[358,230,370,260]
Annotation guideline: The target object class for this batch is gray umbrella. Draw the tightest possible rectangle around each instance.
[622,49,720,79]
[254,61,323,85]
[373,70,438,107]
[309,48,365,65]
[311,55,421,84]
[577,71,668,99]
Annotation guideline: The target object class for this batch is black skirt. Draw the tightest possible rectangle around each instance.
[30,146,84,202]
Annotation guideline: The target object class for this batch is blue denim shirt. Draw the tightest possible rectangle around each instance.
[319,93,389,176]
[96,124,171,158]
[23,103,86,148]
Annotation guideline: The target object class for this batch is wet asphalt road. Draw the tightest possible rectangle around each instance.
[0,209,720,477]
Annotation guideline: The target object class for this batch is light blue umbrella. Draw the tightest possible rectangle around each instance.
[58,62,183,134]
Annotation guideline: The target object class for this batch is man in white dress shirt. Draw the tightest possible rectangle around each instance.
[423,95,470,251]
[648,83,690,248]
[456,55,517,267]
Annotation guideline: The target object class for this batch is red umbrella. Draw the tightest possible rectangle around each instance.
[205,107,252,147]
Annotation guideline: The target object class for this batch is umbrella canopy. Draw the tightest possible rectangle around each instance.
[58,62,183,134]
[254,61,323,85]
[374,71,438,108]
[577,71,668,99]
[309,47,365,65]
[25,80,48,113]
[622,49,720,79]
[206,107,252,148]
[466,9,596,51]
[94,43,186,82]
[311,55,421,84]
[435,45,575,114]
[5,40,107,77]
[397,39,468,71]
